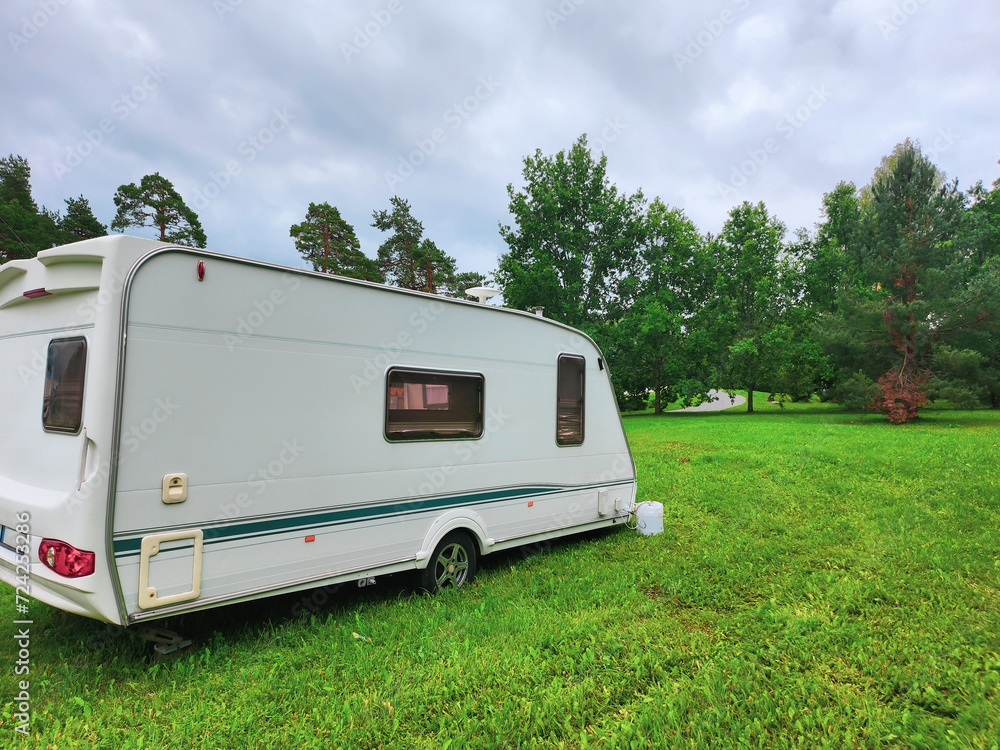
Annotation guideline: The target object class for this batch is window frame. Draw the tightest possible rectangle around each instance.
[384,366,485,443]
[42,336,88,435]
[556,353,585,447]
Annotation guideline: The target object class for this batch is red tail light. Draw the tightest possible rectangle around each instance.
[38,539,96,578]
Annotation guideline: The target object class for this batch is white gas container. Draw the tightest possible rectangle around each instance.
[635,501,664,536]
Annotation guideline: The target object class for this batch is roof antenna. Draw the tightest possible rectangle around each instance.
[465,286,500,304]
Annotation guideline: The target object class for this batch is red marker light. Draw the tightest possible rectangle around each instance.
[527,501,534,507]
[38,539,96,578]
[197,261,205,281]
[23,288,52,299]
[305,535,315,543]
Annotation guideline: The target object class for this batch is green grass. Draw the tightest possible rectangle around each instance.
[3,406,999,748]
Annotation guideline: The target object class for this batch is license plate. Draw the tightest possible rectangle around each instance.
[0,525,21,553]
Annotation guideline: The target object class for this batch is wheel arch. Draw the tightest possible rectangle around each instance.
[415,509,490,569]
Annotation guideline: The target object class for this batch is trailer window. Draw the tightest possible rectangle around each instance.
[386,368,483,441]
[43,337,87,433]
[556,354,585,446]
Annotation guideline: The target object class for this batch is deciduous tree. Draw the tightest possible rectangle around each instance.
[609,199,711,413]
[495,134,644,327]
[953,172,1000,407]
[709,201,788,413]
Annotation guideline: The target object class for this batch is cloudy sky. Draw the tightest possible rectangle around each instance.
[3,0,998,281]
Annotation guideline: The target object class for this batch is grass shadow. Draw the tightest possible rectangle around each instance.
[40,526,627,660]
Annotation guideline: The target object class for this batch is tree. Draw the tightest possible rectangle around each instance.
[0,154,64,261]
[411,238,457,294]
[817,141,1000,422]
[954,171,1000,407]
[965,173,1000,267]
[606,199,712,413]
[290,202,381,282]
[59,196,107,241]
[800,182,863,315]
[372,196,423,289]
[372,196,458,294]
[0,199,42,262]
[709,201,788,413]
[0,154,36,212]
[111,172,207,247]
[495,134,645,327]
[443,271,490,299]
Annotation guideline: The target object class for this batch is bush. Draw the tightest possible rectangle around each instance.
[835,370,880,411]
[871,367,928,424]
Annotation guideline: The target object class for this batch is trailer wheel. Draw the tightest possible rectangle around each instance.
[419,531,477,593]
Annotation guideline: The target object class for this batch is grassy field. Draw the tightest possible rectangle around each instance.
[2,404,999,748]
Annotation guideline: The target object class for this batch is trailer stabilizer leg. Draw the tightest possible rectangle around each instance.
[133,625,193,655]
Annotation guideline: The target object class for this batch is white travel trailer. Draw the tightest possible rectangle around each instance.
[0,236,636,629]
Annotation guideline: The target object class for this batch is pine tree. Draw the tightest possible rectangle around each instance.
[442,271,489,299]
[290,202,381,282]
[0,155,36,212]
[60,196,107,241]
[0,154,62,261]
[411,238,457,294]
[817,141,1000,421]
[111,172,207,247]
[373,196,457,294]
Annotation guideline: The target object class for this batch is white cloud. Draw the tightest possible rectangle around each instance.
[736,14,788,46]
[0,0,997,270]
[692,75,786,132]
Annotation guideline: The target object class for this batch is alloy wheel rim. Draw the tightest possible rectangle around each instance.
[435,543,469,588]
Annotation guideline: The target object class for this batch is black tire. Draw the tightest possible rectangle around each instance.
[418,531,477,593]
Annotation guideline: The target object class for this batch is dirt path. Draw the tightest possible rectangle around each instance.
[673,390,746,412]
